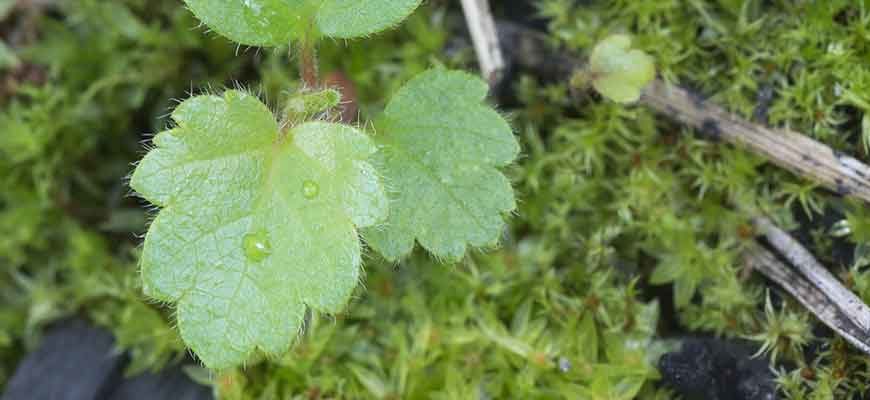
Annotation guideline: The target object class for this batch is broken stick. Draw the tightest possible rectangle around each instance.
[744,244,870,355]
[496,21,870,204]
[460,0,506,85]
[642,80,870,203]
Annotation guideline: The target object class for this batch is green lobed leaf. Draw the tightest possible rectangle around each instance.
[131,90,387,369]
[182,0,422,46]
[588,34,655,104]
[182,0,316,47]
[363,69,519,261]
[316,0,422,39]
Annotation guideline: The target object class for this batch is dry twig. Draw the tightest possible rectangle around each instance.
[460,0,506,85]
[489,20,870,353]
[496,21,870,203]
[642,80,870,203]
[751,215,870,331]
[744,244,870,355]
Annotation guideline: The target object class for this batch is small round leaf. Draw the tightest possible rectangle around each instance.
[589,34,656,104]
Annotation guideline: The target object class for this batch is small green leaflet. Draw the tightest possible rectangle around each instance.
[182,0,422,46]
[363,69,519,261]
[131,90,387,369]
[588,34,655,104]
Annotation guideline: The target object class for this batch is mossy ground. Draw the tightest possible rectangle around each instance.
[3,0,870,398]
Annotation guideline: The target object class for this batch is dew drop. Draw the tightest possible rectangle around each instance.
[558,357,571,373]
[302,180,319,199]
[243,231,272,262]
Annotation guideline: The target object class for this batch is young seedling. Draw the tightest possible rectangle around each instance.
[572,34,656,104]
[130,1,518,369]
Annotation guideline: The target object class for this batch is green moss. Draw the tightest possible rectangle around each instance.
[531,0,870,397]
[4,0,870,397]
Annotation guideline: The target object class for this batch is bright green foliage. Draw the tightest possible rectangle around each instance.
[130,0,515,369]
[182,0,422,46]
[0,0,240,384]
[12,0,870,398]
[316,0,422,39]
[533,0,870,397]
[587,34,655,104]
[363,69,519,261]
[747,294,812,364]
[131,90,387,368]
[188,247,664,399]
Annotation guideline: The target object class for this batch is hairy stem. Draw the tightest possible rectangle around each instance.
[298,38,319,88]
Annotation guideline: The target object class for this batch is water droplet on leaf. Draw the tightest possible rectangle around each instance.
[558,357,571,373]
[302,180,319,199]
[243,231,272,262]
